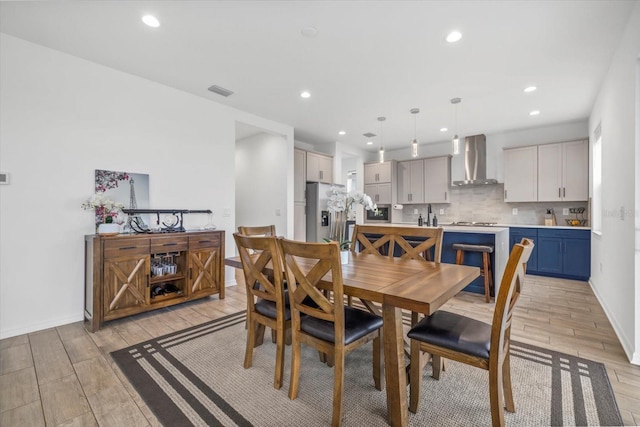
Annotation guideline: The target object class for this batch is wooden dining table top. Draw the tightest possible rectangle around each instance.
[225,250,480,316]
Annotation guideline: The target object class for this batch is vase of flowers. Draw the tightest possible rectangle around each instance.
[82,193,125,235]
[325,187,377,263]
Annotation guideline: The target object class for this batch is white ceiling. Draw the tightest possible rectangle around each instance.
[0,1,636,153]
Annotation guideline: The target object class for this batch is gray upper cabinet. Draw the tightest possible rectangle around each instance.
[538,140,588,202]
[504,146,538,202]
[424,156,451,204]
[364,161,392,184]
[397,159,425,204]
[306,152,333,183]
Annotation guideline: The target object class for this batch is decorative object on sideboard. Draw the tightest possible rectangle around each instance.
[122,208,213,233]
[81,192,124,235]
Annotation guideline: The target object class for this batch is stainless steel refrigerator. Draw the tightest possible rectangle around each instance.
[306,182,343,242]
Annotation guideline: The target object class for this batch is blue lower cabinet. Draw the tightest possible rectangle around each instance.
[536,228,590,281]
[442,232,495,296]
[509,228,538,272]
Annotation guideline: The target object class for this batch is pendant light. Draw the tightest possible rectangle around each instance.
[451,98,461,155]
[378,116,386,163]
[410,108,419,157]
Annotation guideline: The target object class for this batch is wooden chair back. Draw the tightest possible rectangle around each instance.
[233,233,286,313]
[351,224,443,263]
[279,239,345,344]
[490,237,534,364]
[237,224,277,237]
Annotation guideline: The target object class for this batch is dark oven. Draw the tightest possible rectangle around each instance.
[365,205,390,223]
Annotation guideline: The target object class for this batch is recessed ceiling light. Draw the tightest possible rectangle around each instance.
[367,141,373,145]
[440,127,448,132]
[524,86,537,93]
[142,15,160,28]
[300,91,311,98]
[529,110,540,116]
[338,131,346,135]
[446,31,462,43]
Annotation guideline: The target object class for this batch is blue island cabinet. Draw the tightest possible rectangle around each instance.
[509,227,538,272]
[536,228,591,281]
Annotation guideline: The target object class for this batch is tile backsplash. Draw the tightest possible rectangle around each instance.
[399,183,589,227]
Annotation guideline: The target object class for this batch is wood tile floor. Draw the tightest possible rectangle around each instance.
[1,273,639,426]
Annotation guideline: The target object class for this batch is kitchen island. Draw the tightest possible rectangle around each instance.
[375,223,509,297]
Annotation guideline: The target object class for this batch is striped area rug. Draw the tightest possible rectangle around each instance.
[111,311,623,426]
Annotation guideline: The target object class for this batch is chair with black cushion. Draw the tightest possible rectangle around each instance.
[233,232,289,389]
[407,238,534,427]
[237,224,277,237]
[279,238,383,427]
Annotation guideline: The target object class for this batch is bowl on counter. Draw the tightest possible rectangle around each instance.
[565,219,587,226]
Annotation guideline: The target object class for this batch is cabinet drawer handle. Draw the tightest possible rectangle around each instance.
[563,187,566,197]
[558,188,561,198]
[445,192,447,201]
[199,240,211,244]
[163,243,177,247]
[504,190,507,199]
[119,246,137,250]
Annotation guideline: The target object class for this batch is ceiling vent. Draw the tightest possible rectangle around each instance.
[207,85,234,97]
[362,132,376,138]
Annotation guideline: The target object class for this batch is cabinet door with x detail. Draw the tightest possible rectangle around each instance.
[103,254,150,321]
[188,247,221,298]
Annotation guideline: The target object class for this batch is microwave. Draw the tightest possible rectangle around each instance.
[365,205,390,223]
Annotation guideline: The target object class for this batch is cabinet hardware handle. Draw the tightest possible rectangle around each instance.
[504,190,507,199]
[199,240,211,244]
[320,170,323,180]
[189,268,193,280]
[163,243,177,246]
[119,246,136,250]
[563,187,566,197]
[558,188,561,198]
[445,192,447,201]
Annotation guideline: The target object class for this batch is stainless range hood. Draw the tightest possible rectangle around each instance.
[452,134,499,186]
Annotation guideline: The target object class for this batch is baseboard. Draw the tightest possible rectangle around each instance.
[588,278,636,364]
[0,313,85,340]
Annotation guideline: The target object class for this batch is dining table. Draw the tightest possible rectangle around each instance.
[225,250,480,427]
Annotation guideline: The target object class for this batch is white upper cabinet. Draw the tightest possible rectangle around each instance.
[538,140,588,202]
[364,161,392,184]
[306,152,333,183]
[424,156,451,204]
[294,148,306,202]
[504,146,538,202]
[397,159,425,204]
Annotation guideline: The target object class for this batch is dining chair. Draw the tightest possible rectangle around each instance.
[237,224,277,237]
[233,232,289,389]
[279,238,384,427]
[351,224,444,324]
[407,238,534,427]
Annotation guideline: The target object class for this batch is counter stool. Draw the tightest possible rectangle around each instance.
[452,243,494,303]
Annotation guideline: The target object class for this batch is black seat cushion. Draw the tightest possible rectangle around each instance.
[253,290,317,321]
[255,298,291,321]
[300,306,383,345]
[407,310,492,359]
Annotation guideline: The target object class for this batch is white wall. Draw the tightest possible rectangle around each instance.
[235,132,289,236]
[588,2,640,364]
[0,34,293,338]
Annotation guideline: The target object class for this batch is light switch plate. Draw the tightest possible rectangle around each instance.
[512,208,518,215]
[223,208,231,217]
[275,209,281,216]
[440,209,445,215]
[563,208,569,215]
[414,209,419,214]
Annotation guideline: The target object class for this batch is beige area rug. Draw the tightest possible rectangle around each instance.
[112,311,622,426]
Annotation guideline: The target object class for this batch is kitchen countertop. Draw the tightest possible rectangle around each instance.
[393,222,590,231]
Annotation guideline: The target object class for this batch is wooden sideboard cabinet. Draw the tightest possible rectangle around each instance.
[84,230,225,332]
